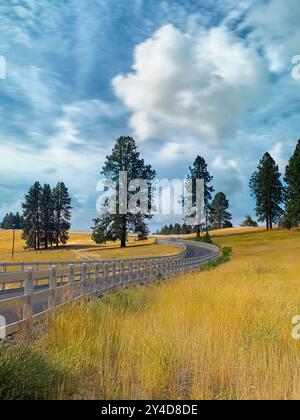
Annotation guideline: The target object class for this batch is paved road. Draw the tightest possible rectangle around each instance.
[0,241,217,326]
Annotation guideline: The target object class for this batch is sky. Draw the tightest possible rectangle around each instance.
[0,0,300,231]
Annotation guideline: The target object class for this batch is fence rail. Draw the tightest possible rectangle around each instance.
[0,240,188,273]
[0,241,220,338]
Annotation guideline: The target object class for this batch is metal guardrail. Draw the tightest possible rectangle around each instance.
[0,241,220,337]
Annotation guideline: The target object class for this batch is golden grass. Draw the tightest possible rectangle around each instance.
[0,231,180,264]
[6,228,300,400]
[155,226,265,240]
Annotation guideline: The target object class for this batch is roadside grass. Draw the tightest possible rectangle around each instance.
[2,229,300,399]
[0,231,181,265]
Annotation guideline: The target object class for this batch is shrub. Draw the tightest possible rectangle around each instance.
[195,232,213,244]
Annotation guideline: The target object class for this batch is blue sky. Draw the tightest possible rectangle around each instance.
[0,0,300,231]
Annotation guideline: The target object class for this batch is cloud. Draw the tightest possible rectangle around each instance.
[269,143,288,174]
[243,0,300,73]
[212,156,244,194]
[113,24,270,147]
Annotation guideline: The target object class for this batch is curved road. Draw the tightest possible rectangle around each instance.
[0,240,219,327]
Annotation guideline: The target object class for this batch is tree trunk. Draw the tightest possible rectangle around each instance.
[121,236,126,248]
[196,225,200,238]
[120,216,127,248]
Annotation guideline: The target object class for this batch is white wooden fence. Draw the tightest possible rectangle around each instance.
[0,241,220,338]
[0,240,188,274]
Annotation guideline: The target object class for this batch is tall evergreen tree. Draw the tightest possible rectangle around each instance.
[250,153,284,230]
[92,136,156,248]
[209,192,232,229]
[40,184,54,250]
[52,182,72,247]
[186,156,214,237]
[22,182,42,249]
[285,140,300,227]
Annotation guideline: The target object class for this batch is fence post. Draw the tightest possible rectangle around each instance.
[68,264,75,284]
[111,262,116,288]
[104,263,109,290]
[120,261,125,286]
[128,261,133,284]
[81,263,87,297]
[23,268,33,322]
[48,266,57,310]
[94,263,100,295]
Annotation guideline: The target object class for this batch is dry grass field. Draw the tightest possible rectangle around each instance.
[2,228,300,400]
[155,226,265,240]
[0,230,181,264]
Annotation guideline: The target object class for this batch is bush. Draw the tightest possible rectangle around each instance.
[201,247,232,271]
[195,232,213,244]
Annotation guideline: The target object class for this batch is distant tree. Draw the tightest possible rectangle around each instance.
[186,156,214,237]
[278,217,292,230]
[92,137,156,248]
[15,212,24,229]
[249,153,284,230]
[1,213,14,229]
[1,212,24,229]
[241,215,258,228]
[173,223,181,235]
[22,182,42,250]
[285,140,300,227]
[22,181,72,250]
[209,192,232,229]
[135,218,150,241]
[168,224,174,234]
[52,182,72,247]
[181,223,191,234]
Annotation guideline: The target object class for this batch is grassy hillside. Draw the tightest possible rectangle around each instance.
[2,229,300,400]
[0,231,181,264]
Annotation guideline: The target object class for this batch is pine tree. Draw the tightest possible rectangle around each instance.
[40,184,54,250]
[285,140,300,227]
[52,182,72,247]
[22,182,42,249]
[1,212,24,229]
[92,137,156,248]
[250,153,284,230]
[209,192,232,229]
[186,156,214,236]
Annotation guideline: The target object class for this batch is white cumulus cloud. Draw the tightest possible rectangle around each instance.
[113,24,270,147]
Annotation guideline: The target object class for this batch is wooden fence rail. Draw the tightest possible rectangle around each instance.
[0,241,220,338]
[0,240,188,273]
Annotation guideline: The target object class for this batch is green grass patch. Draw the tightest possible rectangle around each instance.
[200,247,232,271]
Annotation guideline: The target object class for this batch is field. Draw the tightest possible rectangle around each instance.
[155,226,265,240]
[2,228,300,400]
[0,230,181,264]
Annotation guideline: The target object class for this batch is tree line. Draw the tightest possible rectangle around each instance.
[22,182,72,250]
[250,139,300,230]
[92,136,233,247]
[1,212,24,229]
[157,192,233,235]
[157,224,196,235]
